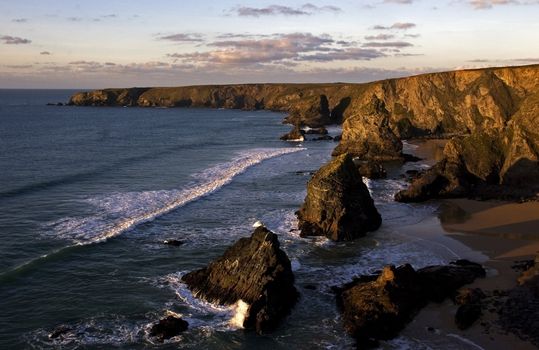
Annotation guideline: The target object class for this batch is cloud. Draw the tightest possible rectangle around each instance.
[384,0,414,3]
[233,4,341,17]
[363,41,414,48]
[158,33,205,43]
[166,32,392,67]
[364,34,395,40]
[373,22,416,30]
[467,0,539,9]
[40,51,51,55]
[12,18,28,23]
[5,64,33,69]
[1,35,32,44]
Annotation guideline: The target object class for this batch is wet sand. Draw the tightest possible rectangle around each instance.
[396,140,539,350]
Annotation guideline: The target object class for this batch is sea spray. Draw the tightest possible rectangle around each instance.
[229,300,250,328]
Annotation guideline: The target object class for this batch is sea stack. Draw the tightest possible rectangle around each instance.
[181,226,298,334]
[297,153,381,241]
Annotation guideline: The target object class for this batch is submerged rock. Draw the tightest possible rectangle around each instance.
[163,239,184,246]
[297,153,381,241]
[48,325,72,339]
[336,260,485,347]
[149,316,188,341]
[182,226,298,334]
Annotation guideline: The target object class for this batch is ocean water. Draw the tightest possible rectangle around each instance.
[0,90,484,349]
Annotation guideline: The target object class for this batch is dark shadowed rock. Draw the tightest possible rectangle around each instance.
[355,160,387,179]
[336,260,485,347]
[500,256,539,346]
[297,153,381,241]
[149,316,188,341]
[163,239,184,246]
[181,226,298,334]
[455,303,482,330]
[304,127,328,135]
[280,125,305,141]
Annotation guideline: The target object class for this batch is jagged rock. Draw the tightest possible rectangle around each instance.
[395,159,476,202]
[182,226,298,334]
[332,96,403,160]
[336,260,485,347]
[297,153,381,241]
[280,125,305,141]
[149,316,188,341]
[355,160,387,179]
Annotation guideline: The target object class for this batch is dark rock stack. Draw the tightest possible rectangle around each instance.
[297,153,381,241]
[335,260,485,347]
[149,316,188,342]
[182,226,298,334]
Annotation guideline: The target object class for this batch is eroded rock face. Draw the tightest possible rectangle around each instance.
[297,153,381,241]
[336,260,485,347]
[181,226,298,334]
[332,96,403,160]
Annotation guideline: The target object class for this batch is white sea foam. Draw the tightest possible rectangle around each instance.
[46,148,303,245]
[229,300,249,328]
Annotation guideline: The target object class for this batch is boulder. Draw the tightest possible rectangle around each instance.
[280,125,305,141]
[149,316,188,341]
[48,325,72,339]
[182,226,298,334]
[332,96,403,161]
[297,153,381,241]
[336,261,485,347]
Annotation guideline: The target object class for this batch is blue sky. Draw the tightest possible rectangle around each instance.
[1,0,539,88]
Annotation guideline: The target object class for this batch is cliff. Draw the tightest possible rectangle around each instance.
[70,64,539,199]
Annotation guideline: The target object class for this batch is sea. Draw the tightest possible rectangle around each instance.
[0,90,487,349]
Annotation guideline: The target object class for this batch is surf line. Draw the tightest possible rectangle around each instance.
[0,148,304,280]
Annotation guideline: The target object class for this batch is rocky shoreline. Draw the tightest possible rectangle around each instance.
[65,64,539,348]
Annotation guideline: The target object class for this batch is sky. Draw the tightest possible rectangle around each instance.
[1,0,539,88]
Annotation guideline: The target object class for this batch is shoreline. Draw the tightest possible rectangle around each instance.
[395,140,539,349]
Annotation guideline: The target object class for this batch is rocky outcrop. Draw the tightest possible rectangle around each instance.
[332,96,403,160]
[297,153,381,241]
[149,316,188,342]
[355,160,387,179]
[454,288,485,330]
[280,125,305,141]
[335,260,485,347]
[181,226,298,334]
